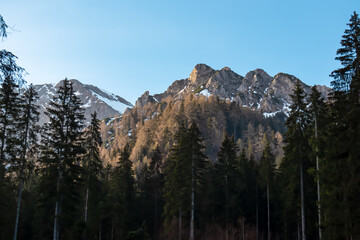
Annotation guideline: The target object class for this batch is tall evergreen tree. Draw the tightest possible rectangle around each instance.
[163,122,207,240]
[0,15,25,240]
[0,66,22,177]
[281,81,310,240]
[148,146,164,238]
[324,11,360,239]
[108,143,135,240]
[37,79,85,240]
[259,136,276,240]
[308,86,327,240]
[82,112,103,240]
[13,84,39,240]
[187,123,207,240]
[163,122,188,239]
[214,134,237,239]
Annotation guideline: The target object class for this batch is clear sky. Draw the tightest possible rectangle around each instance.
[1,0,359,103]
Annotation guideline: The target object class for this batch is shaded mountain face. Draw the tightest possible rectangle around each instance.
[34,79,133,125]
[137,64,331,117]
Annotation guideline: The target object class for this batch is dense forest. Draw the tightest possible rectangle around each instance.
[0,11,359,240]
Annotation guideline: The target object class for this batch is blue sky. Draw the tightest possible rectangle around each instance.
[1,0,358,103]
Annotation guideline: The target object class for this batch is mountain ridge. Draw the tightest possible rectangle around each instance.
[137,64,331,117]
[34,79,133,125]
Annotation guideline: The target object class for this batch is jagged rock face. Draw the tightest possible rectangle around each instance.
[189,63,216,86]
[258,73,307,113]
[153,79,189,102]
[236,68,273,109]
[138,64,331,118]
[135,91,156,108]
[205,67,244,99]
[34,79,133,125]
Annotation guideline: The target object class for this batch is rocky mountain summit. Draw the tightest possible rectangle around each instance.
[137,64,330,117]
[34,79,133,125]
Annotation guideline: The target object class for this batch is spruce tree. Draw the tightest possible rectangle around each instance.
[163,122,207,240]
[149,146,164,237]
[0,69,22,177]
[308,86,327,240]
[187,123,207,240]
[259,136,276,240]
[214,133,237,238]
[37,79,85,240]
[282,81,310,240]
[82,112,103,239]
[13,84,39,240]
[0,15,25,239]
[324,11,360,239]
[109,143,135,239]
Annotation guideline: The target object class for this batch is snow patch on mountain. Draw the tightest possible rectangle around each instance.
[89,90,130,113]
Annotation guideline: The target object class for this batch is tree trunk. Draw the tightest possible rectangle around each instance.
[225,174,228,240]
[154,191,158,236]
[111,214,114,240]
[267,182,270,240]
[14,102,32,240]
[179,207,182,240]
[190,150,195,240]
[84,187,89,222]
[242,219,245,240]
[13,176,24,240]
[83,186,89,240]
[315,117,322,240]
[300,160,306,240]
[53,154,62,240]
[53,172,61,240]
[256,185,259,240]
[98,221,102,240]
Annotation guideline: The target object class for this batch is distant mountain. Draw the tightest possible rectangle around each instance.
[34,79,133,125]
[100,64,331,165]
[137,64,331,117]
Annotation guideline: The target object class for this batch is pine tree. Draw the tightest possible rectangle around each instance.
[109,143,135,240]
[237,148,259,237]
[163,123,188,239]
[37,79,85,240]
[307,86,327,240]
[324,11,360,239]
[163,122,207,240]
[0,72,22,177]
[0,15,25,239]
[82,112,103,240]
[148,146,164,238]
[259,136,276,240]
[187,123,207,240]
[214,133,238,239]
[282,81,310,240]
[13,84,39,240]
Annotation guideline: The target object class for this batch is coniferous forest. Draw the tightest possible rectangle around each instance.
[0,11,360,240]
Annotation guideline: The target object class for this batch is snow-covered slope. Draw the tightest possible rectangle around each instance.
[34,79,133,125]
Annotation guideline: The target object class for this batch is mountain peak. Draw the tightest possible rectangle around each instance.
[34,79,133,125]
[244,69,272,80]
[221,66,232,71]
[189,64,215,85]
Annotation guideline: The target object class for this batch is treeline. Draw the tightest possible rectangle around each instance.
[0,11,359,240]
